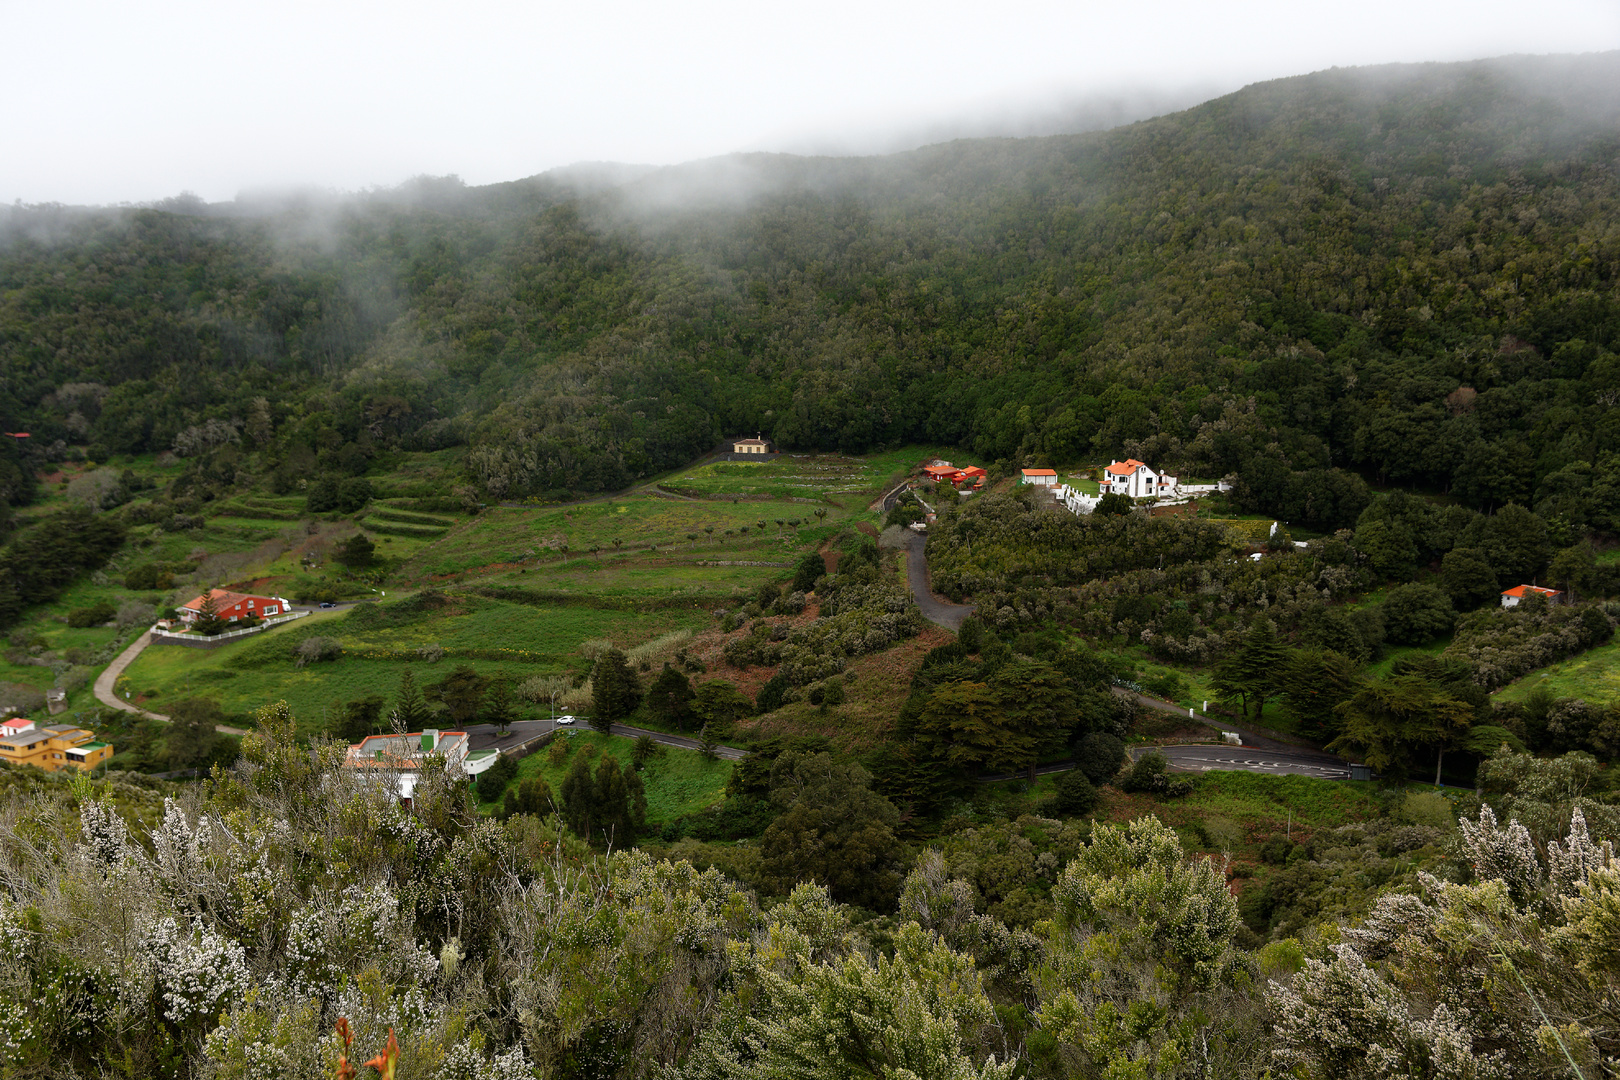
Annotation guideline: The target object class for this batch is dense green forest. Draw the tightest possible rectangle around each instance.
[3,53,1618,521]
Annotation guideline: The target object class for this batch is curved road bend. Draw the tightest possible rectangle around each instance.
[93,631,249,735]
[1137,744,1352,780]
[898,528,976,630]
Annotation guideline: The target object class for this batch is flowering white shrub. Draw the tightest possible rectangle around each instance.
[139,917,250,1030]
[77,798,131,867]
[435,1040,534,1080]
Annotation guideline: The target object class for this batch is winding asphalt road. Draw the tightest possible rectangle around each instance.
[899,528,976,630]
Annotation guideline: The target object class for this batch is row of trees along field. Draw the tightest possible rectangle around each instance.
[0,54,1616,516]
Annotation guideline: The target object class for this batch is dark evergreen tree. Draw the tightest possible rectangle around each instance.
[394,669,431,731]
[590,649,639,732]
[334,532,376,569]
[791,551,825,594]
[1073,732,1128,785]
[690,679,753,738]
[164,698,225,768]
[484,678,518,734]
[1208,618,1287,724]
[337,695,385,744]
[1440,547,1500,611]
[428,665,487,727]
[560,747,597,838]
[193,591,225,636]
[644,664,695,730]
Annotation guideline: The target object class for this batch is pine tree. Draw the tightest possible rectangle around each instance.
[1208,617,1287,723]
[645,664,695,730]
[593,755,633,848]
[334,532,376,569]
[193,590,225,636]
[484,678,518,734]
[590,649,639,732]
[560,749,597,839]
[394,669,431,731]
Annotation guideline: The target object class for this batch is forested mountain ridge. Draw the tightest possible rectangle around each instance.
[1,52,1617,519]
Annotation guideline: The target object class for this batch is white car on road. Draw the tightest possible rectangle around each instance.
[554,715,577,726]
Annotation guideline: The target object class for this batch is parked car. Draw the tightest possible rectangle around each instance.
[318,602,337,609]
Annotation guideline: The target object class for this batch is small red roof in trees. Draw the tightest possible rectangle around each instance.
[1501,585,1561,599]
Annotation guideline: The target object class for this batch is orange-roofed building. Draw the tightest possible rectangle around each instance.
[179,588,291,627]
[1500,585,1562,609]
[1103,459,1177,499]
[1020,469,1057,487]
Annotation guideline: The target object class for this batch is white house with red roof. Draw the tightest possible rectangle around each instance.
[178,588,291,626]
[0,717,35,736]
[344,729,470,802]
[1020,468,1058,487]
[1500,585,1562,609]
[1103,459,1177,500]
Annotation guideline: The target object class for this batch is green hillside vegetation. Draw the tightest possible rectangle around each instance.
[0,54,1619,1078]
[475,730,732,825]
[3,55,1617,524]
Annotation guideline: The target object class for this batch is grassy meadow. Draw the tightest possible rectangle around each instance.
[475,731,733,826]
[1495,638,1620,706]
[94,447,953,738]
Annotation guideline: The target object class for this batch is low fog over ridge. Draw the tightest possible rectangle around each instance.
[4,51,1619,223]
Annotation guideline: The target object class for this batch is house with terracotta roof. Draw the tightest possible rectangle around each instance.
[1020,469,1057,487]
[0,723,112,773]
[1500,585,1562,609]
[1103,459,1177,500]
[178,588,291,626]
[731,435,775,454]
[343,728,470,802]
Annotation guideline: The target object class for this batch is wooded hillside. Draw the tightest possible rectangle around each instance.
[1,53,1617,516]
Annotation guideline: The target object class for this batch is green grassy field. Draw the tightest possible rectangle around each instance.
[477,731,732,825]
[1495,638,1620,705]
[5,443,948,751]
[120,596,711,735]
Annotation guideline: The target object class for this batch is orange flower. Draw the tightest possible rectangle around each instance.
[363,1028,400,1080]
[334,1017,357,1080]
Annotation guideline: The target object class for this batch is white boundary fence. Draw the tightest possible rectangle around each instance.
[148,609,310,648]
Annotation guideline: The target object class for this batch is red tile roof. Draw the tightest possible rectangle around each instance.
[1021,469,1057,476]
[180,588,287,614]
[1106,459,1147,476]
[1502,585,1561,599]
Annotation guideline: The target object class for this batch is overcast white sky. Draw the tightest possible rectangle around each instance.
[3,0,1617,206]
